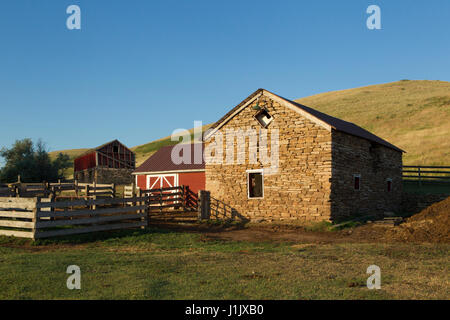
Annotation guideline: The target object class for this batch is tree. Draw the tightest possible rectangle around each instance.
[0,139,72,183]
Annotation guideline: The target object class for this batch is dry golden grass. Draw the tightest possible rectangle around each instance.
[296,80,450,165]
[51,80,450,171]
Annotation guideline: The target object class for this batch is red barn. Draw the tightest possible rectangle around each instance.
[133,143,205,194]
[74,140,135,184]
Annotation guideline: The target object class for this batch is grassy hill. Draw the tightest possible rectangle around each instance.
[296,80,450,165]
[50,80,450,179]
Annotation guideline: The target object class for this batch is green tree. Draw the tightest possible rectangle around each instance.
[0,139,71,183]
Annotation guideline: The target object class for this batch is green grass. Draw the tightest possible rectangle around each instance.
[0,228,448,299]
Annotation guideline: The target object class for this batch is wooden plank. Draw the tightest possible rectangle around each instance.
[34,221,146,239]
[403,170,450,174]
[141,186,183,193]
[77,183,113,188]
[88,192,113,196]
[0,202,36,210]
[37,205,146,218]
[149,204,182,209]
[402,175,450,180]
[0,229,34,238]
[0,197,36,205]
[37,196,147,208]
[403,165,450,169]
[88,186,112,191]
[0,211,34,218]
[36,213,144,228]
[0,220,34,228]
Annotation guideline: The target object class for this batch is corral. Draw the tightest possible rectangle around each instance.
[0,180,199,239]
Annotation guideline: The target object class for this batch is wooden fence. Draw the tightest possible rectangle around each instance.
[139,186,193,213]
[402,166,450,184]
[0,183,202,239]
[0,180,115,199]
[125,185,199,213]
[0,196,147,239]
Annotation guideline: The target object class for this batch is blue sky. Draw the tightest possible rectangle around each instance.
[0,0,449,153]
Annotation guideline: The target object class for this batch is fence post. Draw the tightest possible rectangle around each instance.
[181,185,186,212]
[198,190,210,221]
[32,197,39,240]
[185,186,190,211]
[111,183,116,198]
[138,189,146,229]
[418,166,422,187]
[74,179,79,198]
[159,188,163,214]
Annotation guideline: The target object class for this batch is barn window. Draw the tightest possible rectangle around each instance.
[386,178,392,192]
[353,174,361,190]
[247,170,264,199]
[113,146,119,153]
[254,109,273,128]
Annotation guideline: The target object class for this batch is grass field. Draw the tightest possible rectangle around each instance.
[0,228,448,300]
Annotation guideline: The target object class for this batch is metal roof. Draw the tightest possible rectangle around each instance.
[209,89,404,153]
[134,144,205,174]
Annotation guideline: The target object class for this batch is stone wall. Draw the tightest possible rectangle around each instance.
[330,131,403,220]
[74,167,134,185]
[205,95,333,222]
[401,192,449,214]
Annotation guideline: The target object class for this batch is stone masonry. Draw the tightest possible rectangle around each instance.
[204,93,402,222]
[74,167,134,185]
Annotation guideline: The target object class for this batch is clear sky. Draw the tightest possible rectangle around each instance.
[0,0,449,153]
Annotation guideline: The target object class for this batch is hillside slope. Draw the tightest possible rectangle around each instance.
[50,80,450,178]
[296,80,450,165]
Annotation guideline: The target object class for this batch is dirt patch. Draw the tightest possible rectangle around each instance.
[348,196,450,243]
[151,199,450,244]
[384,196,450,243]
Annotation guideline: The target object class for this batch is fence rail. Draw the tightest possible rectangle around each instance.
[0,180,115,199]
[402,165,450,184]
[0,196,147,239]
[0,182,201,239]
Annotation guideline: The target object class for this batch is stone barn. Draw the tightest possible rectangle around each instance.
[203,89,404,222]
[74,140,135,184]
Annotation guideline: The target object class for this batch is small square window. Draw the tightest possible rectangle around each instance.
[386,179,392,192]
[353,175,361,190]
[248,171,264,198]
[113,146,119,153]
[254,109,273,128]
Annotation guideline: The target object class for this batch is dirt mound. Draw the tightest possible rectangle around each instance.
[384,196,450,243]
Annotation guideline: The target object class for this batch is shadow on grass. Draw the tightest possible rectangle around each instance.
[0,227,178,247]
[0,219,251,247]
